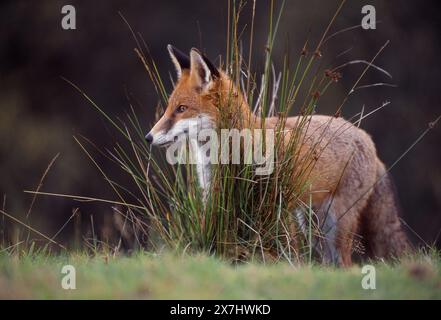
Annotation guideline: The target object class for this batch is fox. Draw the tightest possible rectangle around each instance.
[145,45,410,266]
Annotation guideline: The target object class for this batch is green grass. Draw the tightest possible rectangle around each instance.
[1,251,440,299]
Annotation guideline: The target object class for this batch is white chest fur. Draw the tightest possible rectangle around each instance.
[189,139,212,198]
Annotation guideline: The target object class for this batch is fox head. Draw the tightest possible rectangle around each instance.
[145,45,225,146]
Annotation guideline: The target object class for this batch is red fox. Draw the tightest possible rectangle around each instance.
[145,45,409,266]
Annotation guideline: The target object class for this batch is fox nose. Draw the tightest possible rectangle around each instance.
[145,133,153,144]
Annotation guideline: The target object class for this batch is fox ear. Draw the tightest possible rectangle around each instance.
[190,48,220,92]
[167,44,190,79]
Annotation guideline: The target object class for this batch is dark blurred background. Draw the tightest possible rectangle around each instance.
[0,0,440,249]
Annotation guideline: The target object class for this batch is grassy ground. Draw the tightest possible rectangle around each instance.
[0,251,440,299]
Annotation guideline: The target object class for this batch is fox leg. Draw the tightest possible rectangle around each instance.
[316,197,359,267]
[314,198,342,266]
[334,211,360,267]
[320,211,342,265]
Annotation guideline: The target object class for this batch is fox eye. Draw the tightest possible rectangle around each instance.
[176,105,188,113]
